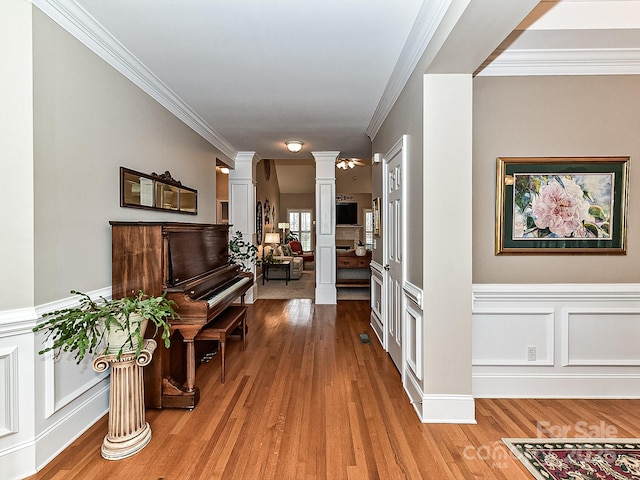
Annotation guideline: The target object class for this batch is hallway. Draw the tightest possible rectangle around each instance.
[28,299,640,479]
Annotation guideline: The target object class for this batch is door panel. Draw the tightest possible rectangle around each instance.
[385,145,403,371]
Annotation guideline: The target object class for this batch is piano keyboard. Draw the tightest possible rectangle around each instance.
[206,276,252,307]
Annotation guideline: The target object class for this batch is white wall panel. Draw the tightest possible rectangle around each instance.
[230,182,250,233]
[405,301,423,380]
[0,347,18,438]
[473,284,640,398]
[562,309,640,366]
[318,183,333,235]
[370,263,384,346]
[473,310,554,366]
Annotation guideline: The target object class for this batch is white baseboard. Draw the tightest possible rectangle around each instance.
[34,383,109,476]
[405,373,476,423]
[0,383,108,479]
[0,439,37,480]
[474,373,640,398]
[420,394,477,424]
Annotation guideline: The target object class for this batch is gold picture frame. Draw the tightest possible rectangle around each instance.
[495,156,629,255]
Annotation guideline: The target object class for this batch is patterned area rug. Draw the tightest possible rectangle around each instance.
[504,438,640,480]
[258,271,315,299]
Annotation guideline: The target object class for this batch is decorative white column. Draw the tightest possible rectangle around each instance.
[229,152,259,303]
[420,74,474,423]
[313,151,339,304]
[92,339,157,460]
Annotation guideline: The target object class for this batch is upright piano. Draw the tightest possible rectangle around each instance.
[110,222,254,409]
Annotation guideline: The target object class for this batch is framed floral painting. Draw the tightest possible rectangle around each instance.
[495,157,629,255]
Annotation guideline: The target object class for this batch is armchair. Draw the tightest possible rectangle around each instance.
[288,240,314,266]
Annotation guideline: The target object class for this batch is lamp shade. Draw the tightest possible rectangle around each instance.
[278,222,289,229]
[264,232,280,244]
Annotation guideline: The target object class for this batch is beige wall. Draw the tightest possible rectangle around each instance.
[256,159,281,267]
[280,192,314,219]
[371,57,425,286]
[473,75,640,284]
[216,170,229,199]
[32,10,224,304]
[336,164,372,193]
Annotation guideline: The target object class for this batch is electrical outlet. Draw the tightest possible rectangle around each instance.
[527,346,536,361]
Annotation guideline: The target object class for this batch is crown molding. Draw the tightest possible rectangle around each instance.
[477,47,640,76]
[366,0,452,141]
[32,0,238,160]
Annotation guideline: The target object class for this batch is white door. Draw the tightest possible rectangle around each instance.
[384,140,404,371]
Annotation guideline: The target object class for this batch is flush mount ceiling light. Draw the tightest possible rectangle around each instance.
[285,140,304,153]
[336,157,366,169]
[219,167,229,174]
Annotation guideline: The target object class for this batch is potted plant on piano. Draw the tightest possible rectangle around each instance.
[33,289,177,362]
[229,230,260,271]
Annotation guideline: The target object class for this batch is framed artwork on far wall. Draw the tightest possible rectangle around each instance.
[495,156,629,255]
[373,197,381,237]
[256,201,263,245]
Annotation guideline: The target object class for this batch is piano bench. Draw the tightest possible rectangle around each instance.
[195,305,247,383]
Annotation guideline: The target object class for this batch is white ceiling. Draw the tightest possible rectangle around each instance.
[68,0,423,161]
[37,0,640,174]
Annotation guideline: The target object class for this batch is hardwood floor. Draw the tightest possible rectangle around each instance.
[27,299,640,479]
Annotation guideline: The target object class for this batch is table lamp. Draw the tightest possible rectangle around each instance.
[264,232,280,247]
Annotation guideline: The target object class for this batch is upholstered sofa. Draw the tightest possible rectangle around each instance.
[262,245,303,280]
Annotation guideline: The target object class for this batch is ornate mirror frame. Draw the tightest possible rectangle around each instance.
[120,166,197,215]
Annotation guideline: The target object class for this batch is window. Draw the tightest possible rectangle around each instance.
[364,209,373,249]
[289,210,313,251]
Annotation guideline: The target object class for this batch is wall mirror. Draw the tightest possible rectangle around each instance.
[120,167,197,214]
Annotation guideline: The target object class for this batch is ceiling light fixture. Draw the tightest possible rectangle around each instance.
[219,167,229,174]
[285,140,304,153]
[336,157,365,169]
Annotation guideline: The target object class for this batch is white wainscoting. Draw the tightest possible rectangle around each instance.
[370,261,384,346]
[0,288,111,478]
[0,346,18,438]
[473,284,640,398]
[0,307,38,478]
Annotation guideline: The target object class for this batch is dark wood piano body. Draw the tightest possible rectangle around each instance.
[110,222,253,409]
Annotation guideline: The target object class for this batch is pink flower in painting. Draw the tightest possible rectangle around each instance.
[532,178,590,237]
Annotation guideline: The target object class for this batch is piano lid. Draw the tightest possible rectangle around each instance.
[166,225,230,286]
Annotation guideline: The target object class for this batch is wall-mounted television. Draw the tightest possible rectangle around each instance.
[336,202,358,225]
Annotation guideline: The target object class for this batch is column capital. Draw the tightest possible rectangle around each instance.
[312,151,340,179]
[232,152,260,181]
[312,151,340,163]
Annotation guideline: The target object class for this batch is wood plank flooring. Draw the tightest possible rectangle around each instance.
[27,299,640,479]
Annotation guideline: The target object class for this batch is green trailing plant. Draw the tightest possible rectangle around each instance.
[32,290,177,363]
[229,230,260,270]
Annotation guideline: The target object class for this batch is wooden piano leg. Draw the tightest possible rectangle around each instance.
[185,339,196,392]
[171,326,201,394]
[219,337,226,383]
